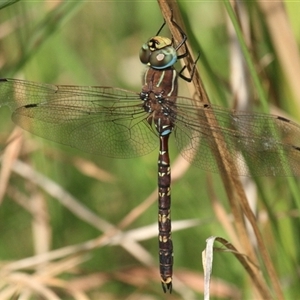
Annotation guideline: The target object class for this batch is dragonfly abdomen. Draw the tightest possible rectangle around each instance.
[158,134,173,293]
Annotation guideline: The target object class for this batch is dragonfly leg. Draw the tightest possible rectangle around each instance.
[178,52,200,82]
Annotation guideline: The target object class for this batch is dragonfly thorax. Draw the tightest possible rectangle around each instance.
[141,67,177,136]
[139,36,177,70]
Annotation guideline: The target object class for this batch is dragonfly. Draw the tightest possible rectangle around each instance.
[2,19,300,293]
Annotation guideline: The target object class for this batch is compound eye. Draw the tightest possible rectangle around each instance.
[149,47,177,69]
[139,44,151,64]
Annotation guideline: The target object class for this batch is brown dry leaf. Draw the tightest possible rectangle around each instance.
[0,127,23,204]
[258,0,300,112]
[72,157,115,183]
[176,269,241,300]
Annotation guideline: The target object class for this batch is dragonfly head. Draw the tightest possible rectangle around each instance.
[139,36,177,70]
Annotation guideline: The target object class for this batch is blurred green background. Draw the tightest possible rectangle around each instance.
[1,1,300,299]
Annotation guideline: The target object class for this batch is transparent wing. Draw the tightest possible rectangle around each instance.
[173,97,300,176]
[0,78,157,158]
[2,78,300,176]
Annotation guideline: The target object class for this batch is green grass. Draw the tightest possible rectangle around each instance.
[0,1,300,299]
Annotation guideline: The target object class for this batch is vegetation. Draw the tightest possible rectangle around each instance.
[0,1,300,299]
